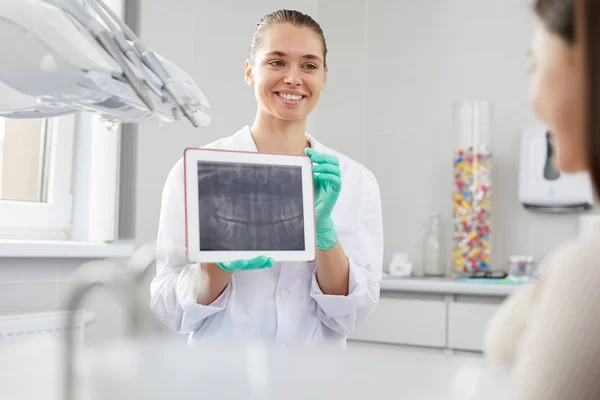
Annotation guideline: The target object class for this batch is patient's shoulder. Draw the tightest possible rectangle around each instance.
[542,232,600,286]
[548,233,600,266]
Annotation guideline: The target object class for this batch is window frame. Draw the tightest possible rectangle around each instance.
[0,115,76,240]
[0,0,133,249]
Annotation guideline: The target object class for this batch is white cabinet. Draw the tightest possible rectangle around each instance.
[350,298,446,347]
[349,278,515,352]
[447,302,500,351]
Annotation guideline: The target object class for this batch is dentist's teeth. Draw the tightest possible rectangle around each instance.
[278,93,303,101]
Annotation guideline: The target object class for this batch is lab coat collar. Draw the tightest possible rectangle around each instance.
[306,133,328,154]
[233,126,260,152]
[236,125,330,154]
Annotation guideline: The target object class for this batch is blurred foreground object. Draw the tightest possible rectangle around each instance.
[0,0,211,128]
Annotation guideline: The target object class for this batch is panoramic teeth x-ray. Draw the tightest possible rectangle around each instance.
[197,161,306,251]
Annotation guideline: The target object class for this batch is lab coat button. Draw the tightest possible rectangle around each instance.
[280,289,289,298]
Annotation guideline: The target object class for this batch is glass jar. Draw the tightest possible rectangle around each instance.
[452,101,493,273]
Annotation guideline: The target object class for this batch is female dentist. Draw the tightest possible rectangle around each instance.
[150,9,384,346]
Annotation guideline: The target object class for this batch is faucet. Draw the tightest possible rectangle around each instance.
[62,241,170,400]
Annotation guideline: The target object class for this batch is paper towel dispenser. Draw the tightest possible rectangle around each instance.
[518,125,594,213]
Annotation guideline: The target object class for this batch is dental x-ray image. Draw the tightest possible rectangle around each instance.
[197,161,305,251]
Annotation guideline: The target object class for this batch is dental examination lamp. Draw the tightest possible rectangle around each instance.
[0,0,211,128]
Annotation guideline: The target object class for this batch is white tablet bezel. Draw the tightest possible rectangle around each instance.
[184,148,316,263]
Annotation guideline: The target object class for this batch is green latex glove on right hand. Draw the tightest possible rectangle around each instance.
[216,256,274,272]
[305,147,342,251]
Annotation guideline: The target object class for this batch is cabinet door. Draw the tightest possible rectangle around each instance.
[447,303,500,351]
[350,298,446,348]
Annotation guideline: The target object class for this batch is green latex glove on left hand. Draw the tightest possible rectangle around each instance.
[216,255,274,272]
[305,147,341,250]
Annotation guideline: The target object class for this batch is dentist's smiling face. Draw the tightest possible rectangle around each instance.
[245,23,327,123]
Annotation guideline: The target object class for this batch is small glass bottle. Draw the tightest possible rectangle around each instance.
[423,214,444,276]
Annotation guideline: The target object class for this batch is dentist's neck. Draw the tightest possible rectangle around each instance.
[250,113,309,155]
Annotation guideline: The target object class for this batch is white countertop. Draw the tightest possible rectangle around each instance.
[380,276,522,296]
[0,337,512,400]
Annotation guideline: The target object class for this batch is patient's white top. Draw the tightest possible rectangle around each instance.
[149,126,383,346]
[484,228,600,399]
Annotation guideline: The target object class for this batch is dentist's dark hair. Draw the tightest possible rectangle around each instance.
[248,9,328,70]
[535,0,600,192]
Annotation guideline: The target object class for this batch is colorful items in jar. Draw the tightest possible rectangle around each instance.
[453,146,492,272]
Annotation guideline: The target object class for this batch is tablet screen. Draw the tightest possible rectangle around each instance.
[197,160,305,252]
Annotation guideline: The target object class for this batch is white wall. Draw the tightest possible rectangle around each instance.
[0,0,589,343]
[365,0,583,270]
[0,257,131,343]
[135,0,584,269]
[367,0,571,269]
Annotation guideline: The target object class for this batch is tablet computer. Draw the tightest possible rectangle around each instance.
[184,148,316,263]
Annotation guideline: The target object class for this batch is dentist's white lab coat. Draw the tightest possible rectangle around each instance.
[150,126,383,346]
